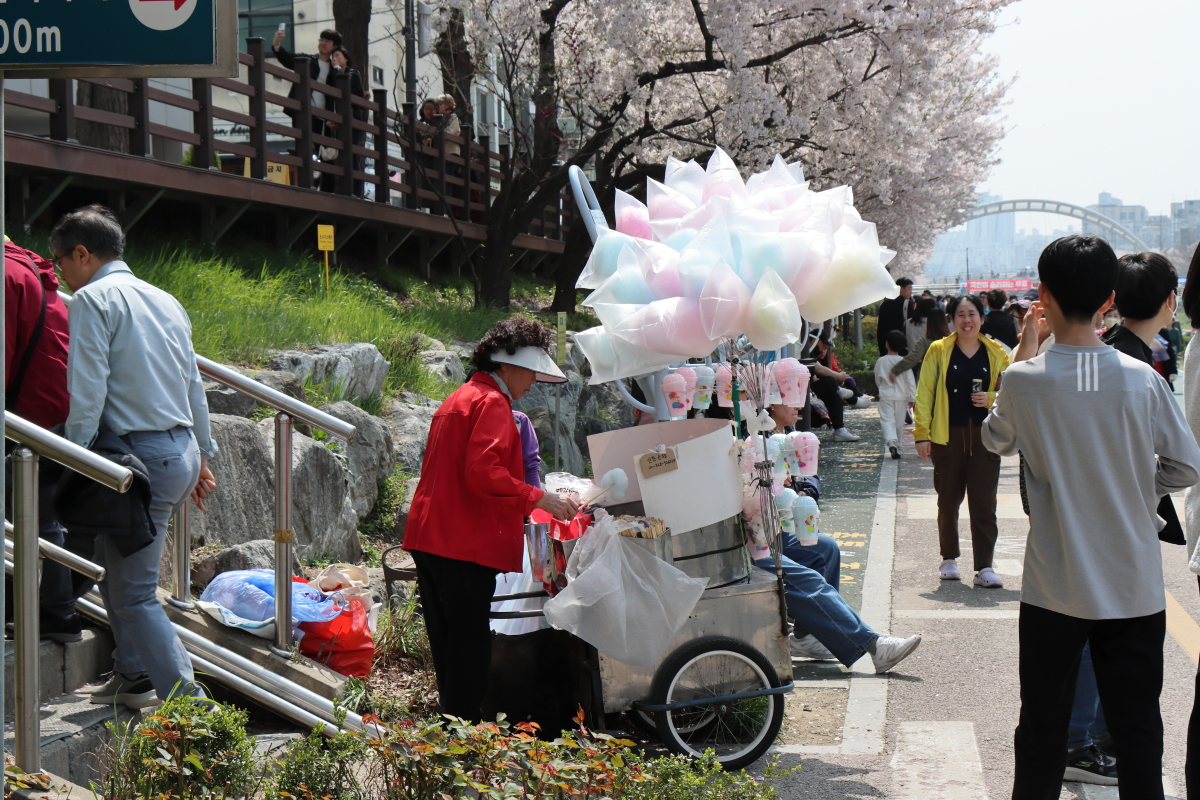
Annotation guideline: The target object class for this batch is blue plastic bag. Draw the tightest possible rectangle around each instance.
[198,569,345,639]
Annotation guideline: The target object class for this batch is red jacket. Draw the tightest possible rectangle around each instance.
[403,373,545,572]
[5,242,69,429]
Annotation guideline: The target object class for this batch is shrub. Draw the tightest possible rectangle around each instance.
[93,695,259,799]
[625,750,793,800]
[267,727,368,800]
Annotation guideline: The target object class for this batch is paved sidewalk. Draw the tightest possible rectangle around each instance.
[768,404,1199,799]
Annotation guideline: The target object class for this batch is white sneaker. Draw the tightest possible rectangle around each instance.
[850,396,872,409]
[831,427,860,442]
[837,387,854,400]
[871,634,922,674]
[939,560,961,580]
[788,633,836,660]
[974,568,1004,588]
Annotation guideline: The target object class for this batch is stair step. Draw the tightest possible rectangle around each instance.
[4,690,138,788]
[3,627,114,713]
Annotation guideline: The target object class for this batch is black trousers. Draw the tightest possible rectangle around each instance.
[1013,602,1165,800]
[412,550,499,722]
[810,375,844,429]
[1186,576,1200,798]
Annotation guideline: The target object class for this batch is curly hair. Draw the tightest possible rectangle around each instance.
[472,316,553,374]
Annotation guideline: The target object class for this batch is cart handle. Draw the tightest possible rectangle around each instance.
[632,681,795,713]
[491,590,549,602]
[568,165,609,244]
[489,610,546,619]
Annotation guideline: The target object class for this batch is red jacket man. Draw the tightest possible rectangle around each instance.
[6,240,69,428]
[402,318,577,722]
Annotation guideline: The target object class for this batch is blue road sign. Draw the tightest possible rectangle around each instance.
[0,0,218,68]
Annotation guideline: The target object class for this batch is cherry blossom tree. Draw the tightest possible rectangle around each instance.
[442,0,1011,309]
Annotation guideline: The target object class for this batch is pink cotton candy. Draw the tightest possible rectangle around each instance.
[631,238,684,300]
[788,232,834,306]
[703,148,749,203]
[613,297,717,358]
[665,157,707,206]
[674,366,697,411]
[647,179,697,220]
[699,259,751,340]
[614,189,652,240]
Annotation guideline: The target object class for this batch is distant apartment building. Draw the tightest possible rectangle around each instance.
[1084,192,1176,251]
[1172,200,1200,253]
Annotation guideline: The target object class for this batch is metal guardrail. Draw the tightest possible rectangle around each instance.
[4,415,133,775]
[3,520,106,583]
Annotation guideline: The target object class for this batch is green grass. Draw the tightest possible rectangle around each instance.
[16,232,591,401]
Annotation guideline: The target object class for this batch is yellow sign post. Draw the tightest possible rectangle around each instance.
[316,225,335,293]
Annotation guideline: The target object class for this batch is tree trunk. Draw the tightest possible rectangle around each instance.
[477,228,515,309]
[434,10,476,134]
[75,80,129,153]
[332,0,370,76]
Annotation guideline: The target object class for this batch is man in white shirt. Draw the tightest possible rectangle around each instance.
[982,235,1200,798]
[54,205,217,710]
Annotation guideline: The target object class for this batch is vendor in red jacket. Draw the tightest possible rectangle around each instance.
[403,317,578,721]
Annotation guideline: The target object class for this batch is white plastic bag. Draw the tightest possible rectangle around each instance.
[543,511,707,667]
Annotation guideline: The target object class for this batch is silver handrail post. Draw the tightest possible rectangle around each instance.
[168,504,193,609]
[13,447,41,775]
[272,413,294,654]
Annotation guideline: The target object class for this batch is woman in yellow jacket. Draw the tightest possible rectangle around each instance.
[913,295,1012,587]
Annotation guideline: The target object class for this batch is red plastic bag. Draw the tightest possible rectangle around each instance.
[294,577,375,678]
[530,509,592,542]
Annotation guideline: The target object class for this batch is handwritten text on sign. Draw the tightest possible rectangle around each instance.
[638,448,679,479]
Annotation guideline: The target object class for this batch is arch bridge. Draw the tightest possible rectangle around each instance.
[963,199,1151,252]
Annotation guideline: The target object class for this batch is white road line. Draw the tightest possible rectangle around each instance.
[894,609,1019,620]
[791,679,850,689]
[993,558,1023,576]
[840,456,899,755]
[890,721,988,799]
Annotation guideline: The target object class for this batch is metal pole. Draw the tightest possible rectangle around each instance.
[403,0,417,107]
[13,448,40,775]
[553,384,561,471]
[853,309,863,353]
[272,413,294,654]
[168,503,193,609]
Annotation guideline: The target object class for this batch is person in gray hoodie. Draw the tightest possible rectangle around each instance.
[983,235,1200,799]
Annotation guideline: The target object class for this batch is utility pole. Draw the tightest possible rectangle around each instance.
[404,0,417,107]
[966,247,971,290]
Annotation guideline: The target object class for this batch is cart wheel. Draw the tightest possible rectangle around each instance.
[650,637,785,771]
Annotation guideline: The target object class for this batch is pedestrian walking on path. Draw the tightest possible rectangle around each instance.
[983,235,1200,800]
[912,294,1010,587]
[875,329,915,460]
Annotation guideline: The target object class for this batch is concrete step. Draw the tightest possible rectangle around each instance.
[5,690,139,788]
[3,627,114,714]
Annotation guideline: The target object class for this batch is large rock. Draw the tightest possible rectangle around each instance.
[524,406,584,477]
[449,339,476,361]
[574,416,622,461]
[191,539,304,592]
[382,396,440,473]
[514,369,584,456]
[187,415,275,550]
[247,369,307,403]
[418,350,465,384]
[203,383,256,417]
[319,401,396,520]
[268,343,390,401]
[259,421,362,563]
[577,379,636,428]
[391,476,423,540]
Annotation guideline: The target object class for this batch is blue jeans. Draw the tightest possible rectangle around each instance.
[755,538,876,668]
[1068,643,1109,749]
[782,530,841,590]
[93,427,200,700]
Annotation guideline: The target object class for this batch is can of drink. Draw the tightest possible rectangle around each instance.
[971,378,983,394]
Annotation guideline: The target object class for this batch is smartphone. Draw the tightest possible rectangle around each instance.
[278,22,287,31]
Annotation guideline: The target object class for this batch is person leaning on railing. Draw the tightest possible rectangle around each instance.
[51,205,218,710]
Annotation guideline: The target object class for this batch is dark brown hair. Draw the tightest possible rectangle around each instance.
[319,29,342,46]
[472,316,553,374]
[926,309,950,339]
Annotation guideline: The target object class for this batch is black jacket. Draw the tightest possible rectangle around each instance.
[877,296,912,344]
[272,45,332,122]
[1101,324,1185,545]
[980,311,1019,349]
[54,428,155,558]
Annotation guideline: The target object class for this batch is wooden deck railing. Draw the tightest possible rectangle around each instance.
[5,38,573,241]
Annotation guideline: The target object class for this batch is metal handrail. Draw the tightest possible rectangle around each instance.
[196,355,356,442]
[4,521,106,583]
[5,412,133,493]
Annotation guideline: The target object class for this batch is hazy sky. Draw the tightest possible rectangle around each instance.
[980,0,1200,216]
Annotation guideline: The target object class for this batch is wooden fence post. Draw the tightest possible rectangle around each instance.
[295,56,314,189]
[332,72,354,196]
[372,89,390,204]
[191,78,214,169]
[247,37,268,180]
[48,79,75,142]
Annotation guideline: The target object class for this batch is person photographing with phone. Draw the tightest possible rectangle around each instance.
[402,317,578,722]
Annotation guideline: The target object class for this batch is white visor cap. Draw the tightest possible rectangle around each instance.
[490,346,567,383]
